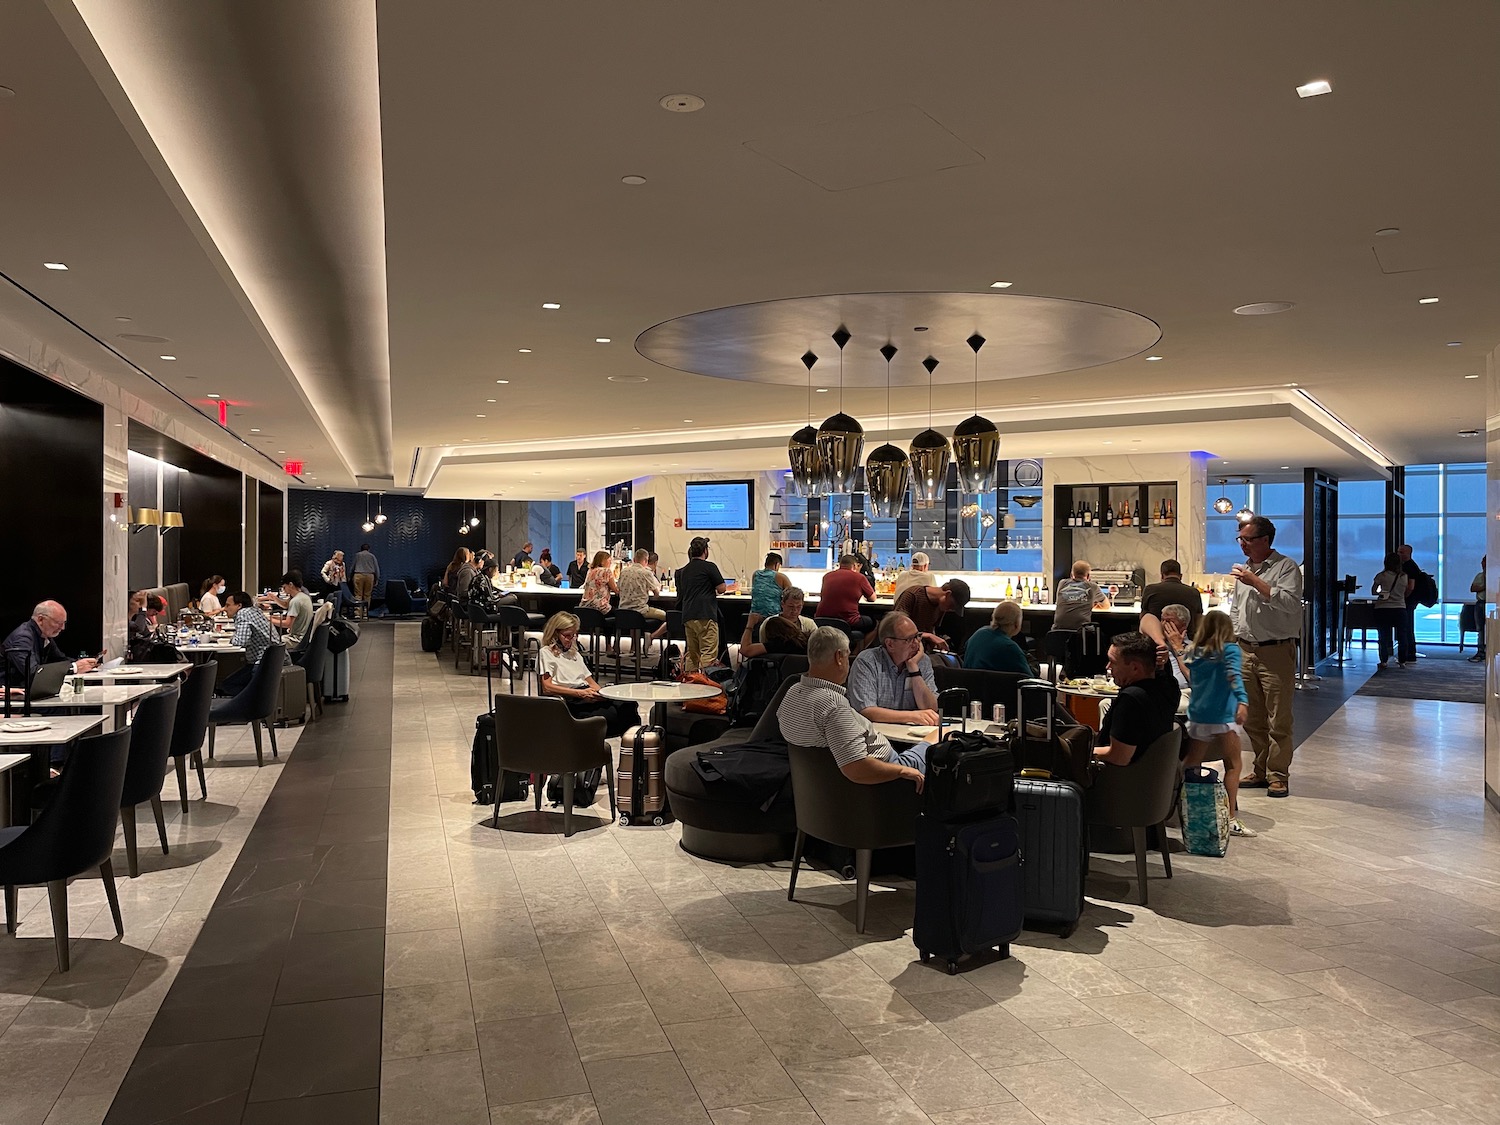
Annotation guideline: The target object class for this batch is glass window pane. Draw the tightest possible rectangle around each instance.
[1339,517,1390,593]
[1269,518,1303,561]
[1340,479,1386,517]
[1445,471,1486,514]
[1206,518,1242,573]
[1405,471,1439,514]
[1403,516,1439,573]
[1259,482,1303,518]
[1443,515,1485,601]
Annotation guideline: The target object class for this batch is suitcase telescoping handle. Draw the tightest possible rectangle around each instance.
[1017,678,1055,741]
[936,687,969,736]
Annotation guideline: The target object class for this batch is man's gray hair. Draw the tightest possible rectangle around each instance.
[1161,603,1191,626]
[781,585,805,605]
[877,611,916,642]
[806,625,850,665]
[633,548,649,563]
[990,600,1023,632]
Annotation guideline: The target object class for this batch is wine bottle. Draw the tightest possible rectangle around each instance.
[1122,499,1131,527]
[1165,498,1175,526]
[1102,502,1113,529]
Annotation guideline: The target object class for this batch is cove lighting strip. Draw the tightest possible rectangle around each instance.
[1293,390,1392,468]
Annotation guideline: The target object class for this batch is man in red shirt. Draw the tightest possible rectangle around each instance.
[819,554,876,636]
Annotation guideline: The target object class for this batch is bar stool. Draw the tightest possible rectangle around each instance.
[494,605,541,693]
[574,606,613,676]
[611,609,654,682]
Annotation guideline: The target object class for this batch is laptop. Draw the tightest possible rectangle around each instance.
[27,660,72,700]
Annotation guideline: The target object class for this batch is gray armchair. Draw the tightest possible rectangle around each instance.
[1085,726,1183,905]
[786,743,922,933]
[491,695,616,837]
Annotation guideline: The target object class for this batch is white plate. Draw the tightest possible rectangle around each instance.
[111,668,145,676]
[0,720,51,734]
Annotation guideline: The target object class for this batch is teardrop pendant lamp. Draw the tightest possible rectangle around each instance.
[815,325,863,493]
[865,342,910,518]
[953,332,1000,492]
[787,350,822,497]
[909,354,951,502]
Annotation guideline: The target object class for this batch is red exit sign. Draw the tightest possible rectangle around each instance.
[283,460,305,476]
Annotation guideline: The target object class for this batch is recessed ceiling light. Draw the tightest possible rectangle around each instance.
[659,93,705,113]
[989,281,1013,289]
[114,316,131,322]
[476,414,486,418]
[542,302,561,310]
[159,354,176,361]
[43,262,68,270]
[815,387,829,393]
[913,326,929,332]
[206,393,220,399]
[1296,79,1332,98]
[621,175,647,185]
[117,333,168,343]
[596,338,611,344]
[486,398,496,402]
[250,428,260,433]
[517,348,532,354]
[1145,355,1163,361]
[1465,373,1479,380]
[1448,341,1463,347]
[1281,465,1291,469]
[496,379,509,384]
[1375,227,1401,238]
[1418,297,1440,305]
[606,375,649,383]
[1102,441,1113,445]
[1458,429,1481,438]
[278,450,286,454]
[1233,301,1295,315]
[683,419,693,423]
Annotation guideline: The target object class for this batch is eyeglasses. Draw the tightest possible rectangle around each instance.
[1235,534,1267,544]
[887,632,920,643]
[558,629,578,640]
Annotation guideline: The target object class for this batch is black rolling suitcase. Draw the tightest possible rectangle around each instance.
[471,714,530,805]
[421,615,444,653]
[1014,774,1088,935]
[1016,679,1096,788]
[913,812,1024,974]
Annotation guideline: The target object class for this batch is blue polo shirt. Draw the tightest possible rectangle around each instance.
[847,646,935,714]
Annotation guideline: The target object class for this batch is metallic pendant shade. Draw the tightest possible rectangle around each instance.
[954,334,999,492]
[816,325,862,492]
[788,424,822,497]
[865,443,910,518]
[865,342,910,518]
[910,355,950,501]
[815,412,864,493]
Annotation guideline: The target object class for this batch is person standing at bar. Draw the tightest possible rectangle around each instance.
[1230,516,1302,799]
[676,537,726,672]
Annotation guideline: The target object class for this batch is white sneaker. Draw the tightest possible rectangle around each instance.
[1230,819,1258,838]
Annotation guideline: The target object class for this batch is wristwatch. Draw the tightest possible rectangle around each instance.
[906,669,924,677]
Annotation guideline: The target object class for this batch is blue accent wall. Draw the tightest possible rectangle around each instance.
[288,490,465,591]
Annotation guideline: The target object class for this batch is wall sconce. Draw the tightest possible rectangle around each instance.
[129,507,161,533]
[158,511,184,537]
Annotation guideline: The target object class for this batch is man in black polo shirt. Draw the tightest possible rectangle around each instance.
[1140,559,1202,637]
[1093,631,1179,766]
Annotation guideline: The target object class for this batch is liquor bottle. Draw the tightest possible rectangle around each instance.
[1067,503,1075,527]
[1165,498,1175,526]
[1101,502,1113,529]
[1080,501,1090,527]
[1151,499,1161,525]
[1121,499,1131,527]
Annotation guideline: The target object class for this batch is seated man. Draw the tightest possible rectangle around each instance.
[847,611,939,726]
[819,554,875,634]
[1054,560,1109,630]
[1140,558,1202,636]
[963,600,1033,675]
[777,625,926,789]
[617,548,668,643]
[267,572,315,654]
[1092,631,1180,766]
[1139,602,1193,688]
[893,577,970,651]
[2,600,98,684]
[892,551,938,600]
[218,591,276,696]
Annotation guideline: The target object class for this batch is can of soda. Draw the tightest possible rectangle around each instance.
[992,704,1006,725]
[969,701,983,721]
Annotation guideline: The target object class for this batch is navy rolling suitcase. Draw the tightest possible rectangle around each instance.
[913,812,1025,975]
[1014,774,1088,935]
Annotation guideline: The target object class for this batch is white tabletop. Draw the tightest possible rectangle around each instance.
[872,722,940,744]
[599,681,723,703]
[78,663,191,683]
[176,640,245,655]
[26,683,161,710]
[0,753,29,773]
[0,714,106,746]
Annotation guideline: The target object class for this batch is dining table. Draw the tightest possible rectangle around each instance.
[598,680,723,728]
[25,683,161,732]
[0,714,106,824]
[78,662,191,684]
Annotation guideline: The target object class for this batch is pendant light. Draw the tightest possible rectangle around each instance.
[374,493,388,525]
[865,343,910,518]
[457,500,470,535]
[787,350,822,497]
[815,325,863,493]
[953,333,1000,492]
[1212,480,1234,514]
[909,355,951,502]
[361,493,375,533]
[1236,506,1256,523]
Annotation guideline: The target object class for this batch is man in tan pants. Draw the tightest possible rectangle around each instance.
[675,536,726,672]
[1229,516,1303,798]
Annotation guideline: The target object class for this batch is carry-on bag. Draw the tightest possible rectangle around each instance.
[1013,772,1089,935]
[469,713,530,805]
[321,648,350,702]
[616,723,669,825]
[1016,679,1096,787]
[276,665,307,726]
[421,614,445,652]
[924,689,1015,821]
[913,811,1024,974]
[545,767,602,808]
[1180,766,1231,857]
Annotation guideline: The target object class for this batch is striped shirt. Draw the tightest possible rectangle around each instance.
[776,674,896,768]
[231,606,276,667]
[846,646,935,716]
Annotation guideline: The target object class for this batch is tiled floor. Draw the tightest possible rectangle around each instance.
[6,624,1500,1125]
[379,628,1500,1125]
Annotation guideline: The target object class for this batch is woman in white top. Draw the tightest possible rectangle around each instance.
[198,575,226,616]
[1371,551,1408,669]
[538,612,638,736]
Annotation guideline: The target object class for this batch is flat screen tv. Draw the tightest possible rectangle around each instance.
[685,480,755,531]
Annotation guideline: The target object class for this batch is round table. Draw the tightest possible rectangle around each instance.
[598,680,723,727]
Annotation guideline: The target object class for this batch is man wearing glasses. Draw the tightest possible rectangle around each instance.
[3,601,99,684]
[1229,516,1303,798]
[846,612,940,726]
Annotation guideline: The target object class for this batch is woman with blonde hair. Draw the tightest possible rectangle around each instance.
[1165,611,1254,837]
[538,611,637,736]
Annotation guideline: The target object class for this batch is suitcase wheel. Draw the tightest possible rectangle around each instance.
[619,814,631,827]
[945,960,959,976]
[651,815,665,827]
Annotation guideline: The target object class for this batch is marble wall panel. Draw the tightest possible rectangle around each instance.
[1485,343,1499,812]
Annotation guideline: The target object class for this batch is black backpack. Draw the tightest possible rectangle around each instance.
[730,656,784,727]
[545,767,602,807]
[1415,571,1439,608]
